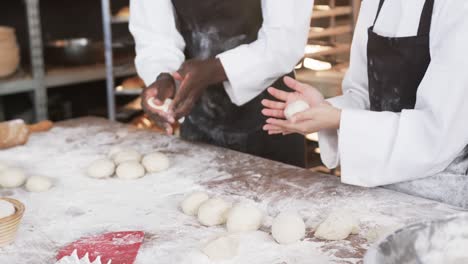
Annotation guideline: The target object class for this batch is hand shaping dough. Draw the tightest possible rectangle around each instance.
[314,211,359,241]
[0,168,26,188]
[142,152,170,173]
[284,100,310,120]
[202,235,239,261]
[116,161,145,180]
[112,149,142,165]
[271,212,306,244]
[181,191,210,216]
[197,198,231,226]
[87,159,115,179]
[0,200,15,219]
[226,202,263,233]
[25,176,53,192]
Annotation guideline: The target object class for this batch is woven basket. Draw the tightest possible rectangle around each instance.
[0,198,25,247]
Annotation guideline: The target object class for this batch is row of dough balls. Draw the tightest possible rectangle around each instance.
[86,147,170,180]
[0,162,53,192]
[181,192,361,260]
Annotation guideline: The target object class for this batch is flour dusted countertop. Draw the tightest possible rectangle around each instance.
[0,117,461,264]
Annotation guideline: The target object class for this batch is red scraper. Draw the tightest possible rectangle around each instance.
[56,231,145,264]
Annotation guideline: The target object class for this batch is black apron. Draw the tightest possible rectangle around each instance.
[368,0,468,209]
[171,0,305,167]
[367,0,433,112]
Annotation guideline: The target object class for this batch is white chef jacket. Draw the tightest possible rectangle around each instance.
[129,0,314,106]
[319,0,468,187]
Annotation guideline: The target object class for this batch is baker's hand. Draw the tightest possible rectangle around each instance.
[261,76,324,120]
[141,73,176,134]
[170,58,227,119]
[264,101,341,135]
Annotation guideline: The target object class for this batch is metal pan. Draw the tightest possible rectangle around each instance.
[45,38,104,66]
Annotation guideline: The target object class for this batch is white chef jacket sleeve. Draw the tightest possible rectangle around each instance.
[318,0,376,168]
[339,1,468,187]
[129,0,186,86]
[217,0,314,106]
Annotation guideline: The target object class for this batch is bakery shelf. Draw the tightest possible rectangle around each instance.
[312,6,353,19]
[0,71,35,96]
[308,25,353,39]
[305,43,350,57]
[44,63,136,89]
[111,17,129,24]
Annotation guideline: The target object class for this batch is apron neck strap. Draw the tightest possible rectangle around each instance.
[372,0,386,27]
[417,0,435,36]
[372,0,434,36]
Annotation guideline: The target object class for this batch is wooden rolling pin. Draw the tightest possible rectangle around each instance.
[0,119,53,149]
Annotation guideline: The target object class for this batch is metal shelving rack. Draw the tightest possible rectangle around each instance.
[0,0,136,121]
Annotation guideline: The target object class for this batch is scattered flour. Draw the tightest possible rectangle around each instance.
[0,119,461,264]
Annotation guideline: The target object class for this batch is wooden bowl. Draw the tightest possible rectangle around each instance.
[0,45,20,78]
[0,26,16,42]
[0,198,25,247]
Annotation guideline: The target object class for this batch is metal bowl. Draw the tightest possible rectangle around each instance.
[364,214,468,264]
[45,38,104,66]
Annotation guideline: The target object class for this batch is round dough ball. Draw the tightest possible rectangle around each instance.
[108,146,124,159]
[113,149,142,165]
[116,161,146,180]
[0,162,10,171]
[0,168,26,188]
[226,203,263,233]
[314,211,359,241]
[142,152,170,173]
[181,191,209,216]
[284,100,310,120]
[25,176,53,192]
[87,159,115,179]
[197,198,231,226]
[271,212,306,244]
[0,200,15,219]
[202,235,239,261]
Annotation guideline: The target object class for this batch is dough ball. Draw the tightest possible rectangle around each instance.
[116,161,146,180]
[147,98,171,112]
[314,211,359,241]
[108,146,124,159]
[113,149,142,165]
[0,200,15,219]
[181,191,209,216]
[365,224,403,243]
[25,176,53,192]
[271,212,306,244]
[87,159,115,179]
[284,100,310,120]
[202,235,239,261]
[0,168,26,188]
[0,162,10,171]
[142,152,170,173]
[226,202,263,233]
[197,198,231,226]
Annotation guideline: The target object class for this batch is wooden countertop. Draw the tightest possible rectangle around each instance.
[0,117,460,264]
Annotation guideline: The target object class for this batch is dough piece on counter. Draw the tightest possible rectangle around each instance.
[142,152,170,173]
[87,159,115,179]
[202,235,239,261]
[284,100,310,120]
[0,168,26,188]
[25,176,53,192]
[116,161,145,180]
[113,149,142,165]
[108,146,124,159]
[0,199,15,219]
[226,202,263,233]
[314,211,359,241]
[0,161,9,171]
[365,224,403,243]
[181,191,209,216]
[271,212,306,244]
[198,198,231,226]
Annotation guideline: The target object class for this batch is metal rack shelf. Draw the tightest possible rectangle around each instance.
[0,71,35,96]
[312,6,353,19]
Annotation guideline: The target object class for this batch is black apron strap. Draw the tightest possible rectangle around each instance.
[372,0,386,26]
[417,0,435,36]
